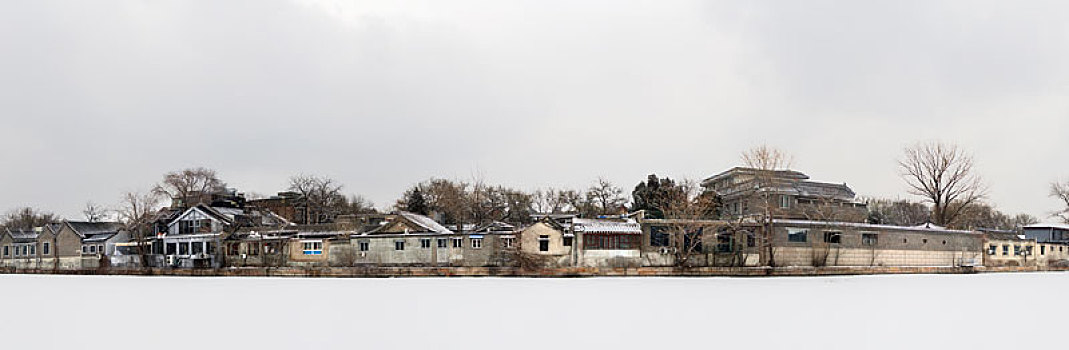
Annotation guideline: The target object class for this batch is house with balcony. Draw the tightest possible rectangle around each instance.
[701,167,867,222]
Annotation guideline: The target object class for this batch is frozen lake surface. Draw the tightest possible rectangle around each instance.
[1,273,1066,350]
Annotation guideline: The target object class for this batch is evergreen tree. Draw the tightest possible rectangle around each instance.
[405,187,429,215]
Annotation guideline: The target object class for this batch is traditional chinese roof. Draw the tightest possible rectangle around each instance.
[572,218,642,235]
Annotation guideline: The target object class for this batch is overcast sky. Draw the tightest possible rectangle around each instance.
[1,0,1067,220]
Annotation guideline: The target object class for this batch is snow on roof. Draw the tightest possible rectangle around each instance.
[83,232,119,243]
[1023,223,1069,231]
[572,218,642,235]
[774,219,977,235]
[7,229,40,243]
[397,212,454,234]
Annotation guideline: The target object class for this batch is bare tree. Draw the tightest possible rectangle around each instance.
[288,174,346,224]
[0,207,58,231]
[898,142,987,227]
[531,188,569,214]
[740,144,793,267]
[117,190,163,267]
[1052,180,1069,223]
[865,198,931,226]
[586,178,627,216]
[82,201,109,222]
[153,167,226,208]
[660,180,724,266]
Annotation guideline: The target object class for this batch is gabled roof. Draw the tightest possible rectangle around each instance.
[364,212,454,235]
[65,221,124,238]
[6,228,41,243]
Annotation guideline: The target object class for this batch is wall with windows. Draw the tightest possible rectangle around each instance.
[517,223,573,267]
[769,223,983,267]
[330,234,511,267]
[983,239,1069,267]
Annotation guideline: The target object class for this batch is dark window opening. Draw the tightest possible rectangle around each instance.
[787,229,808,243]
[861,233,878,246]
[650,226,670,247]
[538,235,550,252]
[823,231,842,244]
[395,241,405,251]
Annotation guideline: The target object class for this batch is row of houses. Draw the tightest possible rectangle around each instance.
[3,167,1067,270]
[4,209,1067,270]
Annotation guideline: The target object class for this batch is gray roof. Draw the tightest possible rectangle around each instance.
[83,232,119,243]
[66,221,124,238]
[7,229,40,243]
[1024,223,1069,231]
[774,219,978,235]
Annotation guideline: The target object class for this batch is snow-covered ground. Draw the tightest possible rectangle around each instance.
[2,273,1066,350]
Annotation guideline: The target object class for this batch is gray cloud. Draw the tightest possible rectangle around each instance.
[1,0,1066,220]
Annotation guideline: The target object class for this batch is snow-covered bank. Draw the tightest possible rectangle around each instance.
[1,273,1066,350]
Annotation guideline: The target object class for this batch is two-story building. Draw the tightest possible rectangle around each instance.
[701,167,867,222]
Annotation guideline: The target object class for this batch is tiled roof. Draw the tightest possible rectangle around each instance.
[572,219,642,235]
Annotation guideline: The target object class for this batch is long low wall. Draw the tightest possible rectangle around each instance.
[1,265,1066,278]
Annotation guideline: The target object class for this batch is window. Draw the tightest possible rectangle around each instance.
[89,245,97,254]
[503,237,515,248]
[780,195,790,208]
[228,243,240,255]
[538,235,550,252]
[715,234,734,253]
[1026,246,1033,256]
[922,239,928,244]
[471,238,483,249]
[1002,245,1009,255]
[1041,245,1046,255]
[191,242,204,255]
[207,242,216,254]
[303,241,324,255]
[359,241,370,252]
[861,233,878,246]
[246,243,257,256]
[166,243,177,255]
[98,245,104,254]
[395,241,406,251]
[582,234,639,250]
[82,245,87,254]
[2,246,7,257]
[988,245,997,255]
[437,239,448,248]
[42,242,49,255]
[823,231,842,244]
[563,236,573,247]
[1013,245,1021,256]
[179,219,212,234]
[650,227,670,247]
[420,238,432,249]
[14,246,19,257]
[179,242,189,255]
[452,238,463,248]
[746,233,756,247]
[787,228,808,243]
